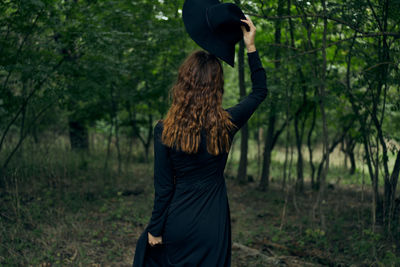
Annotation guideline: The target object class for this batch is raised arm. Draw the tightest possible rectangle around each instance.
[225,51,267,133]
[225,16,267,134]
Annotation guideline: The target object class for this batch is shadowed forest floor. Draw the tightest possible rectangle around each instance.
[1,156,399,266]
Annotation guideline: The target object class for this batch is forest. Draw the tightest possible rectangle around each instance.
[1,0,400,266]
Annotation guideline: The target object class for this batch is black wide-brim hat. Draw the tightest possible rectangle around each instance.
[182,0,250,67]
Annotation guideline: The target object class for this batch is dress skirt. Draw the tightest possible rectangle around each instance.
[133,173,232,267]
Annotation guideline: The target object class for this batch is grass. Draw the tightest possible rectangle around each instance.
[1,137,399,266]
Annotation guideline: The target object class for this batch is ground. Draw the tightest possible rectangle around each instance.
[1,152,399,266]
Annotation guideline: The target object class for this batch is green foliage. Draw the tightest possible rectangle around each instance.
[348,229,400,266]
[1,0,400,265]
[303,228,328,249]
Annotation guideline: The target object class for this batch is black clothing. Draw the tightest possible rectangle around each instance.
[132,50,267,267]
[182,0,249,67]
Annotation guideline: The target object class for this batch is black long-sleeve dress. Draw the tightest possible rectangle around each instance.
[132,50,267,267]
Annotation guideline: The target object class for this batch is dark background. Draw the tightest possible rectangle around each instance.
[1,0,399,266]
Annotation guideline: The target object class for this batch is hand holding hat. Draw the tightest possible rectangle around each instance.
[182,0,253,67]
[240,16,257,53]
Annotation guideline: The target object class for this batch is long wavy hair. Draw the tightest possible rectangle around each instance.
[160,50,238,156]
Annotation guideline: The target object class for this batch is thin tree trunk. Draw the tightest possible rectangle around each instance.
[316,127,351,182]
[19,83,27,156]
[344,33,380,226]
[257,124,263,180]
[308,102,317,189]
[1,103,52,173]
[237,38,249,184]
[127,101,137,164]
[104,118,114,170]
[0,58,64,153]
[313,0,329,229]
[144,113,153,163]
[287,1,306,193]
[282,81,292,191]
[259,105,276,191]
[388,151,400,230]
[110,83,121,174]
[294,111,304,192]
[259,0,284,191]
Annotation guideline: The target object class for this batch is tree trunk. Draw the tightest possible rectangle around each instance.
[68,119,89,151]
[143,113,153,163]
[259,104,276,191]
[313,0,329,228]
[348,148,356,175]
[344,33,381,226]
[110,83,121,174]
[259,0,284,191]
[237,38,249,184]
[342,136,357,175]
[234,0,249,184]
[308,102,317,189]
[294,111,304,192]
[388,151,400,231]
[104,119,113,170]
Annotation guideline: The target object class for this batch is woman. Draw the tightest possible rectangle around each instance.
[133,16,267,266]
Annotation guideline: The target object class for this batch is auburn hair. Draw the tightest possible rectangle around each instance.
[160,50,238,156]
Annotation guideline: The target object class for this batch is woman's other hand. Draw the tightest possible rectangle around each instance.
[148,231,163,246]
[240,16,256,53]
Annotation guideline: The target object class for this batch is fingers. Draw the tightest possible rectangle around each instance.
[246,16,255,27]
[241,15,256,28]
[245,15,255,26]
[149,241,162,246]
[240,19,250,29]
[148,232,163,246]
[240,18,249,25]
[149,242,160,246]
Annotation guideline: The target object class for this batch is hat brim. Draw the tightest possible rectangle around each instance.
[182,0,238,67]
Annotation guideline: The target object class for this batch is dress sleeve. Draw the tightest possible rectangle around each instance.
[225,50,267,133]
[146,121,175,237]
